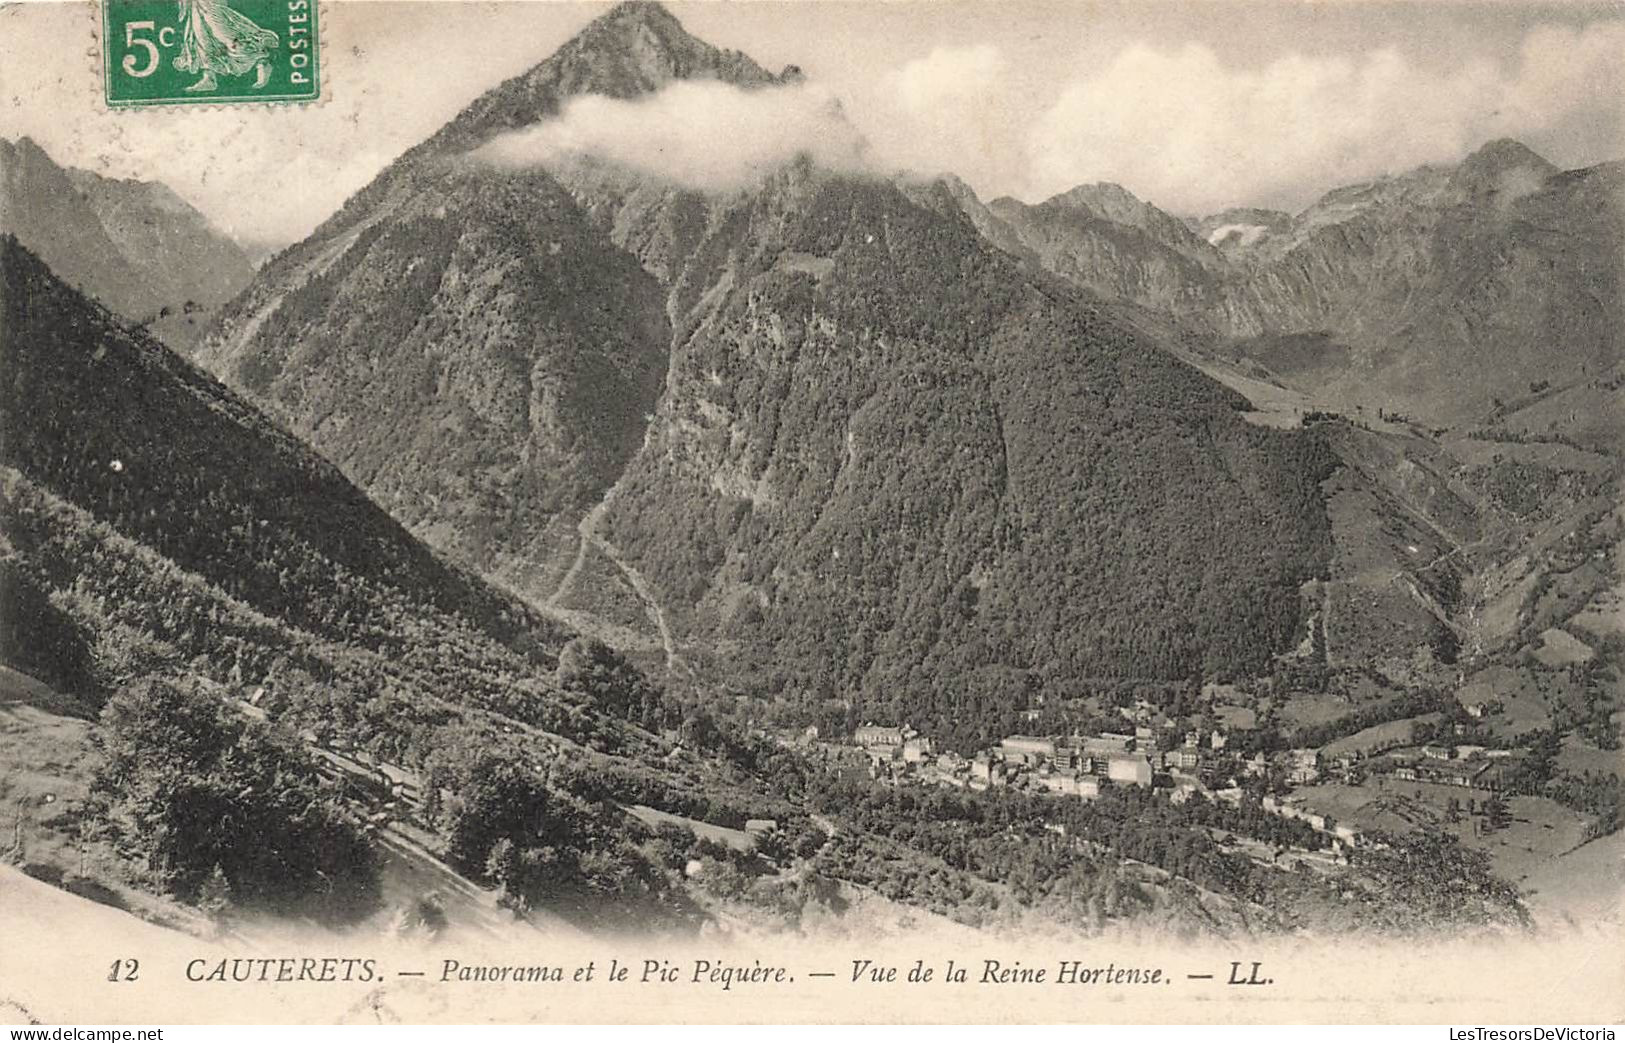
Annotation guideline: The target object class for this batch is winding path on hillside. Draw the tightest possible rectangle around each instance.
[544,499,607,615]
[545,490,686,675]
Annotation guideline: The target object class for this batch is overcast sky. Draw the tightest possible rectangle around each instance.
[2,0,1621,246]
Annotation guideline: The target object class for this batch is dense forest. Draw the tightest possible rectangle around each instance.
[605,171,1338,746]
[91,679,379,919]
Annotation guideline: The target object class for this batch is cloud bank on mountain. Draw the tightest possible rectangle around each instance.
[859,45,1030,195]
[1025,20,1625,214]
[7,4,1619,242]
[473,19,1623,215]
[472,79,871,193]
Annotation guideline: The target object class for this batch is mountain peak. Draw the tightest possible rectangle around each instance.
[554,0,779,91]
[1464,137,1556,172]
[1042,181,1144,217]
[1450,138,1558,197]
[1023,180,1221,267]
[1039,182,1205,242]
[427,0,779,150]
[570,0,695,58]
[589,0,685,34]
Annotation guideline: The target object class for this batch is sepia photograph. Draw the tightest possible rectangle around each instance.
[0,0,1621,1027]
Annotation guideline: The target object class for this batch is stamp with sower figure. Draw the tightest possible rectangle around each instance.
[102,0,319,107]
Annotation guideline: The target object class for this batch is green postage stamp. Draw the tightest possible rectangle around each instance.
[102,0,320,107]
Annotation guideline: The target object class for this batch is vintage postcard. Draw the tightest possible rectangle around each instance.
[0,0,1621,1027]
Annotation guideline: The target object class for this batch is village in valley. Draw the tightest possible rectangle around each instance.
[788,674,1598,882]
[183,662,1567,877]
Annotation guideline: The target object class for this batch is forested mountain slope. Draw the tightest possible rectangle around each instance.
[1,234,580,717]
[196,3,1340,736]
[598,165,1337,744]
[194,2,793,602]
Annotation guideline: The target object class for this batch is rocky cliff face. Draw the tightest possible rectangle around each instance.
[981,184,1229,325]
[0,137,254,350]
[197,165,671,594]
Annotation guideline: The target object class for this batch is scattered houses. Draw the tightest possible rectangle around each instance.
[1288,748,1321,785]
[854,723,908,747]
[1165,748,1200,771]
[851,723,1159,797]
[902,735,935,763]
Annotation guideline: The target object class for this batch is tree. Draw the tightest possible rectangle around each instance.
[753,830,792,866]
[444,756,552,876]
[485,837,525,910]
[1517,727,1562,793]
[197,863,233,932]
[556,637,663,723]
[1429,622,1461,666]
[93,679,379,921]
[394,893,447,937]
[680,713,724,751]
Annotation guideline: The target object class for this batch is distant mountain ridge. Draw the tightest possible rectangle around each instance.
[953,139,1622,431]
[1220,145,1621,429]
[984,184,1228,320]
[0,136,254,350]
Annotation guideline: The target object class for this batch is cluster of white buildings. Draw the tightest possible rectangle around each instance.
[846,720,1389,859]
[851,724,1245,799]
[1385,743,1514,796]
